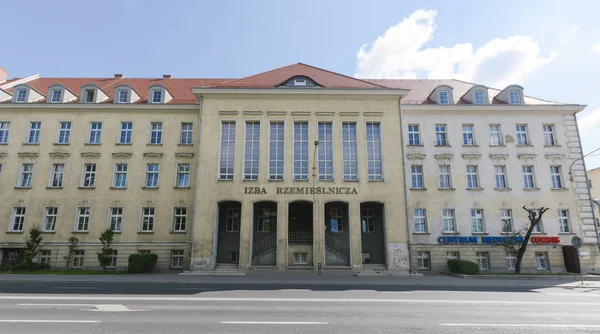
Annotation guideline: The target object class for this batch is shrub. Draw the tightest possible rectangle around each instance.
[11,262,50,272]
[447,259,480,275]
[127,253,158,274]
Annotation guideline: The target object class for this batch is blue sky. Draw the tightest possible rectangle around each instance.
[2,0,600,168]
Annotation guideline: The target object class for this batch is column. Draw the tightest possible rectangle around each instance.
[349,201,362,270]
[238,200,253,269]
[276,201,288,269]
[313,200,324,269]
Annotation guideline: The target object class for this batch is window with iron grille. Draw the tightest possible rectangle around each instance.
[108,250,118,268]
[73,250,84,268]
[438,165,452,189]
[558,209,570,233]
[171,250,184,268]
[366,123,383,181]
[414,209,427,233]
[417,251,430,269]
[229,252,239,264]
[40,250,52,265]
[43,207,58,232]
[76,207,90,232]
[361,209,375,233]
[442,209,455,233]
[506,252,517,269]
[173,207,187,232]
[476,252,490,270]
[81,163,96,188]
[411,165,424,189]
[141,207,155,232]
[408,125,420,146]
[318,123,333,181]
[49,163,64,188]
[269,122,285,180]
[226,208,240,232]
[27,121,41,144]
[293,122,309,180]
[535,252,550,270]
[109,207,123,232]
[294,252,308,264]
[342,122,358,181]
[180,122,193,145]
[446,251,460,261]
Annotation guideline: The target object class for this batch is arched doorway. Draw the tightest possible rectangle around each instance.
[324,201,350,266]
[360,202,386,266]
[288,201,313,267]
[251,201,277,266]
[216,201,242,265]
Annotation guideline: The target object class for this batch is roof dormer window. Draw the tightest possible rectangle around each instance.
[50,89,62,103]
[509,91,521,104]
[439,91,449,104]
[16,89,27,103]
[294,78,307,86]
[84,89,95,103]
[147,85,171,104]
[151,90,162,103]
[118,89,129,103]
[474,91,485,104]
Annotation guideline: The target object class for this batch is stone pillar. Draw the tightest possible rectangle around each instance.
[313,200,324,269]
[239,200,253,269]
[276,201,288,269]
[349,201,362,270]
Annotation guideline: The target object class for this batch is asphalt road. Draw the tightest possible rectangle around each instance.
[0,281,599,333]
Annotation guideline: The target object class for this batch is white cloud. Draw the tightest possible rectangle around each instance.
[355,9,558,88]
[578,108,600,138]
[562,25,579,37]
[592,43,600,54]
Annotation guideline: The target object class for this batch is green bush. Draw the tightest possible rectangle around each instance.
[447,259,480,275]
[127,253,158,274]
[11,262,50,272]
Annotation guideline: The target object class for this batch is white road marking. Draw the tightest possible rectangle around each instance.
[0,320,100,323]
[51,287,100,290]
[441,323,600,328]
[18,303,133,312]
[19,303,95,307]
[222,321,328,325]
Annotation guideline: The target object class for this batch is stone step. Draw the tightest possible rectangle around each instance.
[179,270,246,276]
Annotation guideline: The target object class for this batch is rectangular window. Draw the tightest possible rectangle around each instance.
[180,122,193,145]
[18,163,33,188]
[269,122,285,180]
[51,89,62,103]
[522,165,535,189]
[226,208,240,232]
[243,122,260,180]
[535,252,550,270]
[417,251,431,270]
[435,124,447,146]
[318,123,333,181]
[329,208,343,233]
[474,91,485,104]
[141,207,155,232]
[176,163,191,188]
[558,209,570,233]
[466,165,479,189]
[84,89,95,103]
[0,122,10,144]
[439,91,449,104]
[76,207,91,232]
[219,121,236,180]
[294,252,308,265]
[414,208,427,233]
[150,122,163,144]
[533,209,543,233]
[49,163,64,188]
[43,207,58,232]
[88,122,102,144]
[293,122,309,181]
[408,124,420,146]
[82,163,96,188]
[442,209,455,233]
[438,165,452,189]
[40,250,52,265]
[342,123,358,181]
[516,124,529,145]
[152,90,162,103]
[57,121,71,144]
[109,250,118,268]
[145,163,159,188]
[462,124,474,145]
[506,252,517,270]
[118,90,128,103]
[109,207,123,232]
[510,91,521,104]
[119,122,132,144]
[476,251,490,270]
[113,163,128,188]
[361,209,375,233]
[501,209,513,233]
[73,250,85,268]
[16,89,26,102]
[550,166,563,189]
[489,125,502,146]
[447,251,460,261]
[366,123,383,181]
[171,250,184,268]
[471,209,484,233]
[257,208,271,233]
[11,207,26,232]
[27,121,41,144]
[543,125,557,146]
[173,207,187,232]
[411,165,424,189]
[494,165,507,189]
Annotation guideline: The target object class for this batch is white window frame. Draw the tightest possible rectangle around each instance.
[87,121,102,144]
[407,124,420,146]
[73,250,85,268]
[318,122,334,181]
[171,250,184,268]
[522,165,536,189]
[532,209,544,233]
[113,163,128,188]
[49,163,64,188]
[75,207,91,232]
[476,251,490,270]
[462,124,475,145]
[417,251,431,270]
[558,209,570,233]
[56,121,71,144]
[474,91,485,104]
[141,207,155,232]
[269,122,285,181]
[225,208,240,232]
[411,165,424,189]
[51,89,62,103]
[446,251,460,261]
[501,209,513,233]
[509,91,521,104]
[293,122,309,181]
[516,124,529,145]
[471,209,484,233]
[438,165,452,189]
[40,250,52,265]
[442,208,455,233]
[150,122,163,145]
[151,90,162,104]
[494,165,507,189]
[26,121,41,144]
[219,121,236,180]
[81,163,96,188]
[243,121,260,181]
[109,207,123,232]
[466,165,479,189]
[256,208,271,233]
[435,124,448,146]
[16,89,27,102]
[117,89,129,103]
[439,91,449,104]
[173,207,187,232]
[119,122,133,144]
[176,163,191,188]
[535,252,550,270]
[293,252,308,264]
[145,163,160,188]
[42,206,58,232]
[361,208,375,233]
[550,166,564,189]
[0,121,10,144]
[366,123,383,181]
[413,208,427,233]
[341,122,358,181]
[543,124,557,146]
[84,88,95,103]
[506,252,517,270]
[10,207,26,232]
[108,250,118,268]
[180,122,193,145]
[17,163,34,188]
[489,124,502,146]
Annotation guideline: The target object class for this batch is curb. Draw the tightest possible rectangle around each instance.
[440,272,600,281]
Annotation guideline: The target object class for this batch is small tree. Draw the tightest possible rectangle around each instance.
[97,228,115,271]
[24,226,43,267]
[63,236,79,269]
[513,206,549,274]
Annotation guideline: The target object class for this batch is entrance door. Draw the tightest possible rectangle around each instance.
[252,201,277,266]
[216,201,242,264]
[324,202,350,266]
[360,202,385,265]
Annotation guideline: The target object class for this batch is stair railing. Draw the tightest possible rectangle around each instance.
[252,234,276,259]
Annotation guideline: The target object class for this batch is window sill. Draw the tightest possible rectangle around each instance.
[72,231,89,234]
[142,187,159,190]
[544,145,561,148]
[489,144,506,148]
[22,143,39,146]
[559,232,576,235]
[78,187,96,190]
[177,143,193,147]
[462,144,479,147]
[367,178,384,183]
[14,186,31,190]
[41,231,56,234]
[53,143,70,146]
[412,232,431,235]
[471,232,489,235]
[317,179,335,182]
[0,143,7,145]
[410,188,427,191]
[217,178,234,182]
[342,179,360,183]
[523,188,541,192]
[438,188,456,191]
[434,144,451,148]
[551,188,569,191]
[494,188,512,191]
[84,143,101,146]
[46,186,63,190]
[6,231,24,234]
[242,178,258,182]
[442,232,460,235]
[268,179,285,182]
[137,231,155,234]
[293,179,310,182]
[146,143,163,146]
[466,188,484,191]
[170,231,187,234]
[111,231,122,234]
[110,187,127,190]
[516,145,534,147]
[115,143,132,145]
[531,232,547,235]
[174,186,191,189]
[407,144,424,147]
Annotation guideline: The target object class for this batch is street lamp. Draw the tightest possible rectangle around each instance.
[569,147,600,181]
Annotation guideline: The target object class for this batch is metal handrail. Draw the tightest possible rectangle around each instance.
[325,234,348,257]
[252,234,276,258]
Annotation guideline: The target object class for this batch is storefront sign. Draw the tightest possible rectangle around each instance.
[530,236,560,244]
[436,235,559,245]
[244,186,358,195]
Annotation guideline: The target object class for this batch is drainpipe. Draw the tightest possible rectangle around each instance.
[188,96,203,270]
[398,97,413,273]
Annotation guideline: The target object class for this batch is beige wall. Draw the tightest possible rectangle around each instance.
[589,168,600,229]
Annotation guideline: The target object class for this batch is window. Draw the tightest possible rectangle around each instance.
[11,207,26,232]
[173,207,187,232]
[244,122,260,180]
[435,124,447,145]
[82,163,96,188]
[471,209,484,233]
[293,122,309,181]
[269,122,285,180]
[550,166,563,189]
[219,121,236,180]
[16,89,27,102]
[0,122,10,143]
[40,250,52,265]
[446,251,460,261]
[462,124,474,145]
[329,208,344,232]
[18,163,33,188]
[411,165,424,189]
[342,123,358,181]
[84,89,95,103]
[141,207,155,232]
[171,250,184,268]
[474,91,485,104]
[408,125,420,146]
[88,122,102,144]
[439,91,449,104]
[145,163,159,188]
[57,121,71,144]
[176,163,190,188]
[109,250,118,268]
[489,125,502,146]
[417,251,431,269]
[118,90,128,103]
[516,125,529,145]
[75,207,91,232]
[49,163,64,188]
[543,125,557,146]
[226,208,240,232]
[119,122,132,144]
[113,163,128,188]
[466,165,479,189]
[535,252,550,270]
[366,123,383,181]
[180,122,193,145]
[506,252,517,270]
[494,165,507,189]
[152,90,162,103]
[318,123,333,181]
[42,207,58,232]
[414,209,427,233]
[109,207,123,232]
[522,165,535,189]
[532,209,543,233]
[150,122,163,144]
[501,209,513,233]
[509,91,521,104]
[361,209,375,233]
[438,165,452,189]
[442,209,455,233]
[27,121,41,144]
[256,208,270,233]
[558,209,570,233]
[476,252,490,270]
[73,250,85,268]
[294,252,308,264]
[51,89,62,103]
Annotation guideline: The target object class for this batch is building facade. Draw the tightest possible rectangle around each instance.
[588,167,600,236]
[0,63,597,273]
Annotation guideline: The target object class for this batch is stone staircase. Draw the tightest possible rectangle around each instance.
[325,234,350,265]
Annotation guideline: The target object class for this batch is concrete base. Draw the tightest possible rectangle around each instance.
[179,271,246,276]
[356,270,420,277]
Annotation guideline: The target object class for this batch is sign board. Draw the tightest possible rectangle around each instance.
[580,252,590,256]
[571,236,583,249]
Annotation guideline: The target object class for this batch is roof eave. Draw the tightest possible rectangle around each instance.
[191,87,409,97]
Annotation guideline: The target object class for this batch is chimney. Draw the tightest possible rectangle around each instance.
[163,74,172,79]
[0,67,7,83]
[114,74,123,79]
